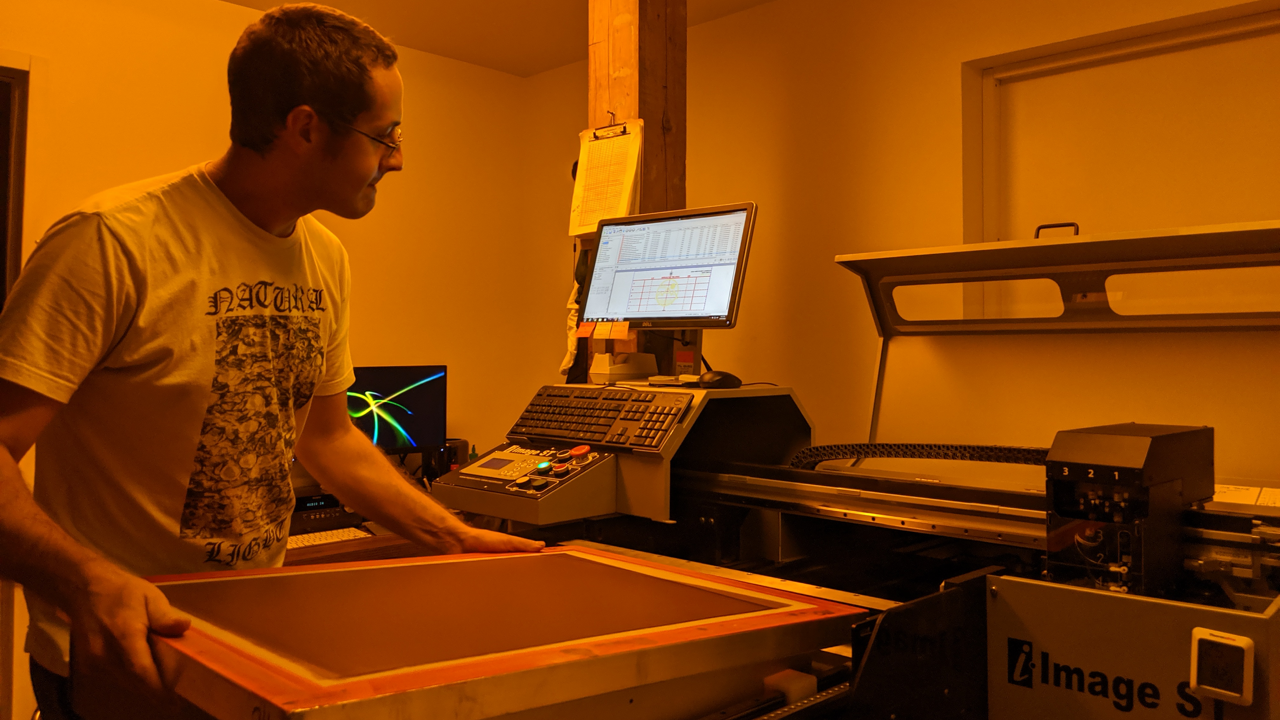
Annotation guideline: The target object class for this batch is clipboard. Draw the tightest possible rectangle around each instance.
[568,118,643,238]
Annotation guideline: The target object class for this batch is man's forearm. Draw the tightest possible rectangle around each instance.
[0,446,118,611]
[294,424,471,551]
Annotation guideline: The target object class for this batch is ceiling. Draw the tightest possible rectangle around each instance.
[223,0,775,77]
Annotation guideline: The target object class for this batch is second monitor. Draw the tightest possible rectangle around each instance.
[346,365,447,453]
[581,202,756,330]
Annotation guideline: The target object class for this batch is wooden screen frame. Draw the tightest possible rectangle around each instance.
[146,546,866,718]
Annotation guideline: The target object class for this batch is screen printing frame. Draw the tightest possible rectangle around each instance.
[581,202,757,330]
[147,546,863,719]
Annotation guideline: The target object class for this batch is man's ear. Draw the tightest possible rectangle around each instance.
[281,105,323,150]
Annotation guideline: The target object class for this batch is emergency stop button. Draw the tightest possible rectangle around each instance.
[570,444,591,458]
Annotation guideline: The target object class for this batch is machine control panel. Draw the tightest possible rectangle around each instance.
[432,442,619,525]
[509,386,693,451]
[457,444,608,498]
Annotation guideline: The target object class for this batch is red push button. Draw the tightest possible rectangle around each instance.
[569,444,591,458]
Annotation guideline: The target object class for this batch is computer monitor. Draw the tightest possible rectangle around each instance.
[581,202,756,329]
[346,365,446,453]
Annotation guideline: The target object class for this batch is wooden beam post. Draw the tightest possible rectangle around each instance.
[588,0,686,214]
[577,0,694,378]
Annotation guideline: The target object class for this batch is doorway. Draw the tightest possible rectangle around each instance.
[0,67,28,306]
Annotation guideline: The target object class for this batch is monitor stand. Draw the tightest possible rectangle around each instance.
[588,352,658,384]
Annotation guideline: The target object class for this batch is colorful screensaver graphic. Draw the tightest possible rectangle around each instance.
[347,371,445,449]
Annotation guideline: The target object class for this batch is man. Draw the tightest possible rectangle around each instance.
[0,5,541,717]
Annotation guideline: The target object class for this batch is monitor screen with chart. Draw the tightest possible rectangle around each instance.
[581,203,756,329]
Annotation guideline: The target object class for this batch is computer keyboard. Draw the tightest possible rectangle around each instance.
[286,526,373,550]
[510,386,692,448]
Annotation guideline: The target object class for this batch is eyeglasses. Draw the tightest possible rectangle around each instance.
[345,124,403,155]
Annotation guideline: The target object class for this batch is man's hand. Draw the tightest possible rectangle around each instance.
[69,565,191,695]
[454,526,545,554]
[68,564,193,717]
[69,564,191,688]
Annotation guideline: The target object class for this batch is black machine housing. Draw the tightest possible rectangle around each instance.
[1044,423,1214,597]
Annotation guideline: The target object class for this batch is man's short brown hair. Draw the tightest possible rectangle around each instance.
[228,3,398,153]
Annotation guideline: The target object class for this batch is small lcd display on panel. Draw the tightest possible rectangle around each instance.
[479,458,513,470]
[1197,639,1245,695]
[347,366,446,452]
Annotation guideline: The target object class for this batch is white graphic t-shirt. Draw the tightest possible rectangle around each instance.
[0,165,354,674]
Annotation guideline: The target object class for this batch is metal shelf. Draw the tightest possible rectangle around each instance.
[837,221,1280,337]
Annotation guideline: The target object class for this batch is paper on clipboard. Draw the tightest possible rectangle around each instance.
[568,120,643,237]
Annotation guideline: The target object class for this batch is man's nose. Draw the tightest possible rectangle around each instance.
[382,146,404,173]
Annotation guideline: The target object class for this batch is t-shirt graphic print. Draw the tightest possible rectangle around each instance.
[182,283,328,567]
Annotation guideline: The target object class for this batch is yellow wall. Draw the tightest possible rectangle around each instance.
[687,0,1279,479]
